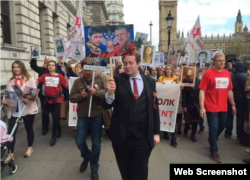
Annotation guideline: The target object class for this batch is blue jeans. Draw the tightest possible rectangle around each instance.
[225,99,249,138]
[206,112,227,155]
[75,116,103,172]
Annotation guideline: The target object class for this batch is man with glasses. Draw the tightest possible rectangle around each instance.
[199,51,236,163]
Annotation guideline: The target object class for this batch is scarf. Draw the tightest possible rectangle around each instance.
[14,76,23,88]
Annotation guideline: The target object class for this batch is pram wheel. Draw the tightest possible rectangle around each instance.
[10,163,17,174]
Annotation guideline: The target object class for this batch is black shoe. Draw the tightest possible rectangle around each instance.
[42,130,48,136]
[91,171,99,180]
[163,132,170,140]
[243,159,250,164]
[80,159,89,172]
[50,136,56,146]
[191,133,197,142]
[56,130,62,138]
[224,134,231,139]
[184,127,188,135]
[171,137,178,147]
[198,128,204,134]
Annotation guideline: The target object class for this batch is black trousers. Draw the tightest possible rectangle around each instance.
[112,135,152,180]
[40,96,49,131]
[8,114,35,152]
[46,103,60,136]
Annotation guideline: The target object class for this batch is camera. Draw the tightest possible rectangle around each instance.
[85,88,89,93]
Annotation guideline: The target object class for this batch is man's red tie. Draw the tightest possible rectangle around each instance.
[132,78,139,100]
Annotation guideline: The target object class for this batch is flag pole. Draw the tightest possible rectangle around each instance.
[88,70,95,117]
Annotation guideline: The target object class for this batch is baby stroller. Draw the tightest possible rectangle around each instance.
[1,104,26,174]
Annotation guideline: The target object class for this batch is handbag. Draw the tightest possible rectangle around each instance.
[233,73,250,99]
[60,85,69,119]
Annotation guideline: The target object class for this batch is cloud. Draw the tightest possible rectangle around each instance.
[123,0,250,51]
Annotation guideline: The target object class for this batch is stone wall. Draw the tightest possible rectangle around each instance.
[0,0,108,90]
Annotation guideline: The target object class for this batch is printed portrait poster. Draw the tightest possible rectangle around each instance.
[84,24,135,58]
[30,45,40,59]
[140,45,156,66]
[156,83,180,133]
[22,86,40,102]
[159,53,165,66]
[195,49,211,68]
[83,57,111,71]
[4,90,17,110]
[151,53,160,67]
[113,56,123,66]
[180,66,196,87]
[69,77,78,126]
[183,55,190,66]
[135,32,148,49]
[168,45,176,60]
[53,37,66,57]
[70,40,84,60]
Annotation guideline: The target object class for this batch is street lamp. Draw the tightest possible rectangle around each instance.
[165,11,174,51]
[149,21,153,46]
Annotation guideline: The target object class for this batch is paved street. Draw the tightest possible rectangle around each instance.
[1,114,248,180]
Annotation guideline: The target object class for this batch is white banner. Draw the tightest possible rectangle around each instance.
[65,5,85,60]
[68,77,79,126]
[156,83,180,132]
[185,16,204,61]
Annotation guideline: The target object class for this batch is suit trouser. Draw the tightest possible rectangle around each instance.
[112,135,152,180]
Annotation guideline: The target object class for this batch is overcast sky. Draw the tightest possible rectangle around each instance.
[123,0,250,51]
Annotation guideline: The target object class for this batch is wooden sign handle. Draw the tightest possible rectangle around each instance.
[109,57,113,78]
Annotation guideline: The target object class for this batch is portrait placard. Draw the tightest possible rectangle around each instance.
[84,25,134,57]
[70,40,84,60]
[53,37,66,57]
[140,45,156,66]
[195,50,211,68]
[30,45,40,59]
[135,32,148,49]
[180,66,197,87]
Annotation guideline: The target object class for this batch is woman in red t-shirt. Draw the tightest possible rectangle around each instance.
[37,60,67,146]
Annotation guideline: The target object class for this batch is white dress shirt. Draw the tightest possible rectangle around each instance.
[105,72,144,104]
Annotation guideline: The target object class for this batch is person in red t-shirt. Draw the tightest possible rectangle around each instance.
[37,60,67,146]
[199,51,237,163]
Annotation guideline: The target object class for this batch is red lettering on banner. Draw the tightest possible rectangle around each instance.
[169,100,175,106]
[73,105,78,112]
[159,110,175,118]
[169,123,172,126]
[195,39,204,49]
[163,122,167,125]
[159,99,175,106]
[161,110,168,117]
[169,111,174,118]
[158,98,163,105]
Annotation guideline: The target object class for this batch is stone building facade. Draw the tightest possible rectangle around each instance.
[0,0,108,89]
[159,0,250,58]
[105,0,125,25]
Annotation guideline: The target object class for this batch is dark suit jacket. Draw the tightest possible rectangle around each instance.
[102,73,160,148]
[196,62,210,68]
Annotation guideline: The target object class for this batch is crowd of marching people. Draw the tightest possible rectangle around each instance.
[1,51,250,180]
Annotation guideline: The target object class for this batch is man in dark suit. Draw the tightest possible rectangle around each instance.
[102,55,160,180]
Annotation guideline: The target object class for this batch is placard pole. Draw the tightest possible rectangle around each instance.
[88,70,95,117]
